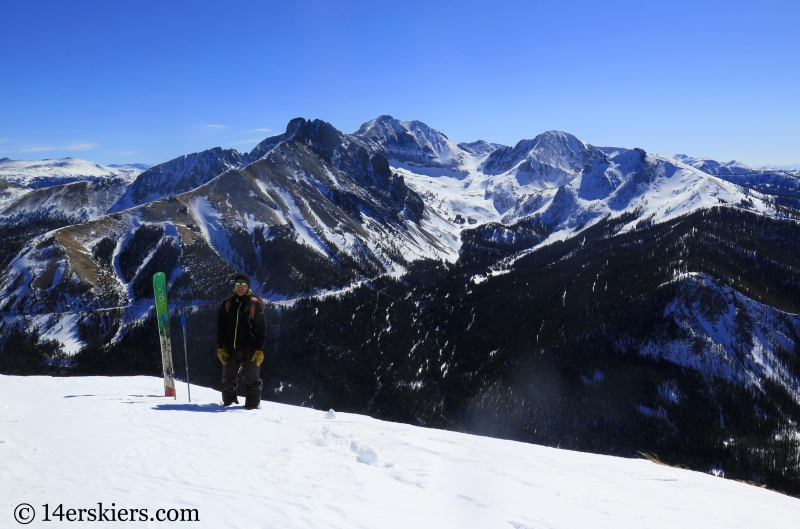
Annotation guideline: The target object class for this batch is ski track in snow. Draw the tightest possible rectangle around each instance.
[0,376,796,529]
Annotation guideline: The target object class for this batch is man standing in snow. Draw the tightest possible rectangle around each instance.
[216,272,266,409]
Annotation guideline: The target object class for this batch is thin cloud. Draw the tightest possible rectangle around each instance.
[232,139,265,145]
[0,139,6,143]
[65,143,97,151]
[205,124,227,129]
[252,128,272,133]
[21,146,55,153]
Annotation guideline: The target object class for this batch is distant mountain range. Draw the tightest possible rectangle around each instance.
[1,116,799,495]
[5,116,793,316]
[0,157,146,189]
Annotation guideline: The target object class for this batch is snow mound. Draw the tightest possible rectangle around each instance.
[1,376,796,528]
[350,439,379,464]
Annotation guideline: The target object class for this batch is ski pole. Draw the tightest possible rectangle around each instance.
[180,312,191,402]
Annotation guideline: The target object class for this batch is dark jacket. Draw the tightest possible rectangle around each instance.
[216,293,266,352]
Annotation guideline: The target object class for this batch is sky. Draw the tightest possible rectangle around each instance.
[0,0,798,167]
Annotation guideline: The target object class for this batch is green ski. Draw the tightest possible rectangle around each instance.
[153,272,176,398]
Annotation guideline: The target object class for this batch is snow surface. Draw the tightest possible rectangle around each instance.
[1,376,797,528]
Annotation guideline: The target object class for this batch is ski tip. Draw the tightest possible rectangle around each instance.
[165,387,176,397]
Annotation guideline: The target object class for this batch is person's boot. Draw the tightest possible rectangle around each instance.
[222,395,240,407]
[244,394,260,410]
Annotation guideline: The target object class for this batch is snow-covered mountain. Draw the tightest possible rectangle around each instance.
[0,118,460,319]
[0,117,792,336]
[1,177,129,220]
[0,157,145,188]
[391,126,768,245]
[353,115,469,175]
[108,148,242,212]
[672,154,800,202]
[0,116,784,336]
[2,375,796,529]
[457,139,508,156]
[673,154,761,175]
[767,164,800,171]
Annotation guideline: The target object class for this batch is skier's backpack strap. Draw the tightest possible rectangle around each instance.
[225,295,263,318]
[249,295,265,319]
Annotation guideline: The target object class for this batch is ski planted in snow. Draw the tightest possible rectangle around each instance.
[153,272,176,398]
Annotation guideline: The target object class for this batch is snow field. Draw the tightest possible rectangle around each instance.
[1,376,797,528]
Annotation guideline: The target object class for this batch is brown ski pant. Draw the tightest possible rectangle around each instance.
[221,347,262,408]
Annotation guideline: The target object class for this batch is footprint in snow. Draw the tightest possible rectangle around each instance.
[313,426,332,447]
[508,521,551,529]
[392,474,424,489]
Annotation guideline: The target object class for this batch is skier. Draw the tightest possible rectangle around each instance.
[216,272,266,409]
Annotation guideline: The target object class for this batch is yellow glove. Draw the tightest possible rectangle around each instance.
[217,348,229,365]
[251,350,264,366]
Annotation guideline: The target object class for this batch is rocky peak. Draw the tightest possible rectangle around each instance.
[457,140,507,156]
[287,118,345,163]
[353,115,465,172]
[483,130,600,176]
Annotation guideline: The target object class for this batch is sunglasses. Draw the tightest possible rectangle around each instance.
[234,281,249,286]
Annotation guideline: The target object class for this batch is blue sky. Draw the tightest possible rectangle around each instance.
[1,0,798,166]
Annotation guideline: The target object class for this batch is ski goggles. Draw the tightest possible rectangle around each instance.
[234,281,249,286]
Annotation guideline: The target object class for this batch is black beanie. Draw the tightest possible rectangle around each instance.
[234,272,250,285]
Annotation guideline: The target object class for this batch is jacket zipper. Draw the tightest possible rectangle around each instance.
[233,298,240,349]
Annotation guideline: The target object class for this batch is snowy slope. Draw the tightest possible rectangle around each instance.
[0,157,143,189]
[1,376,797,529]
